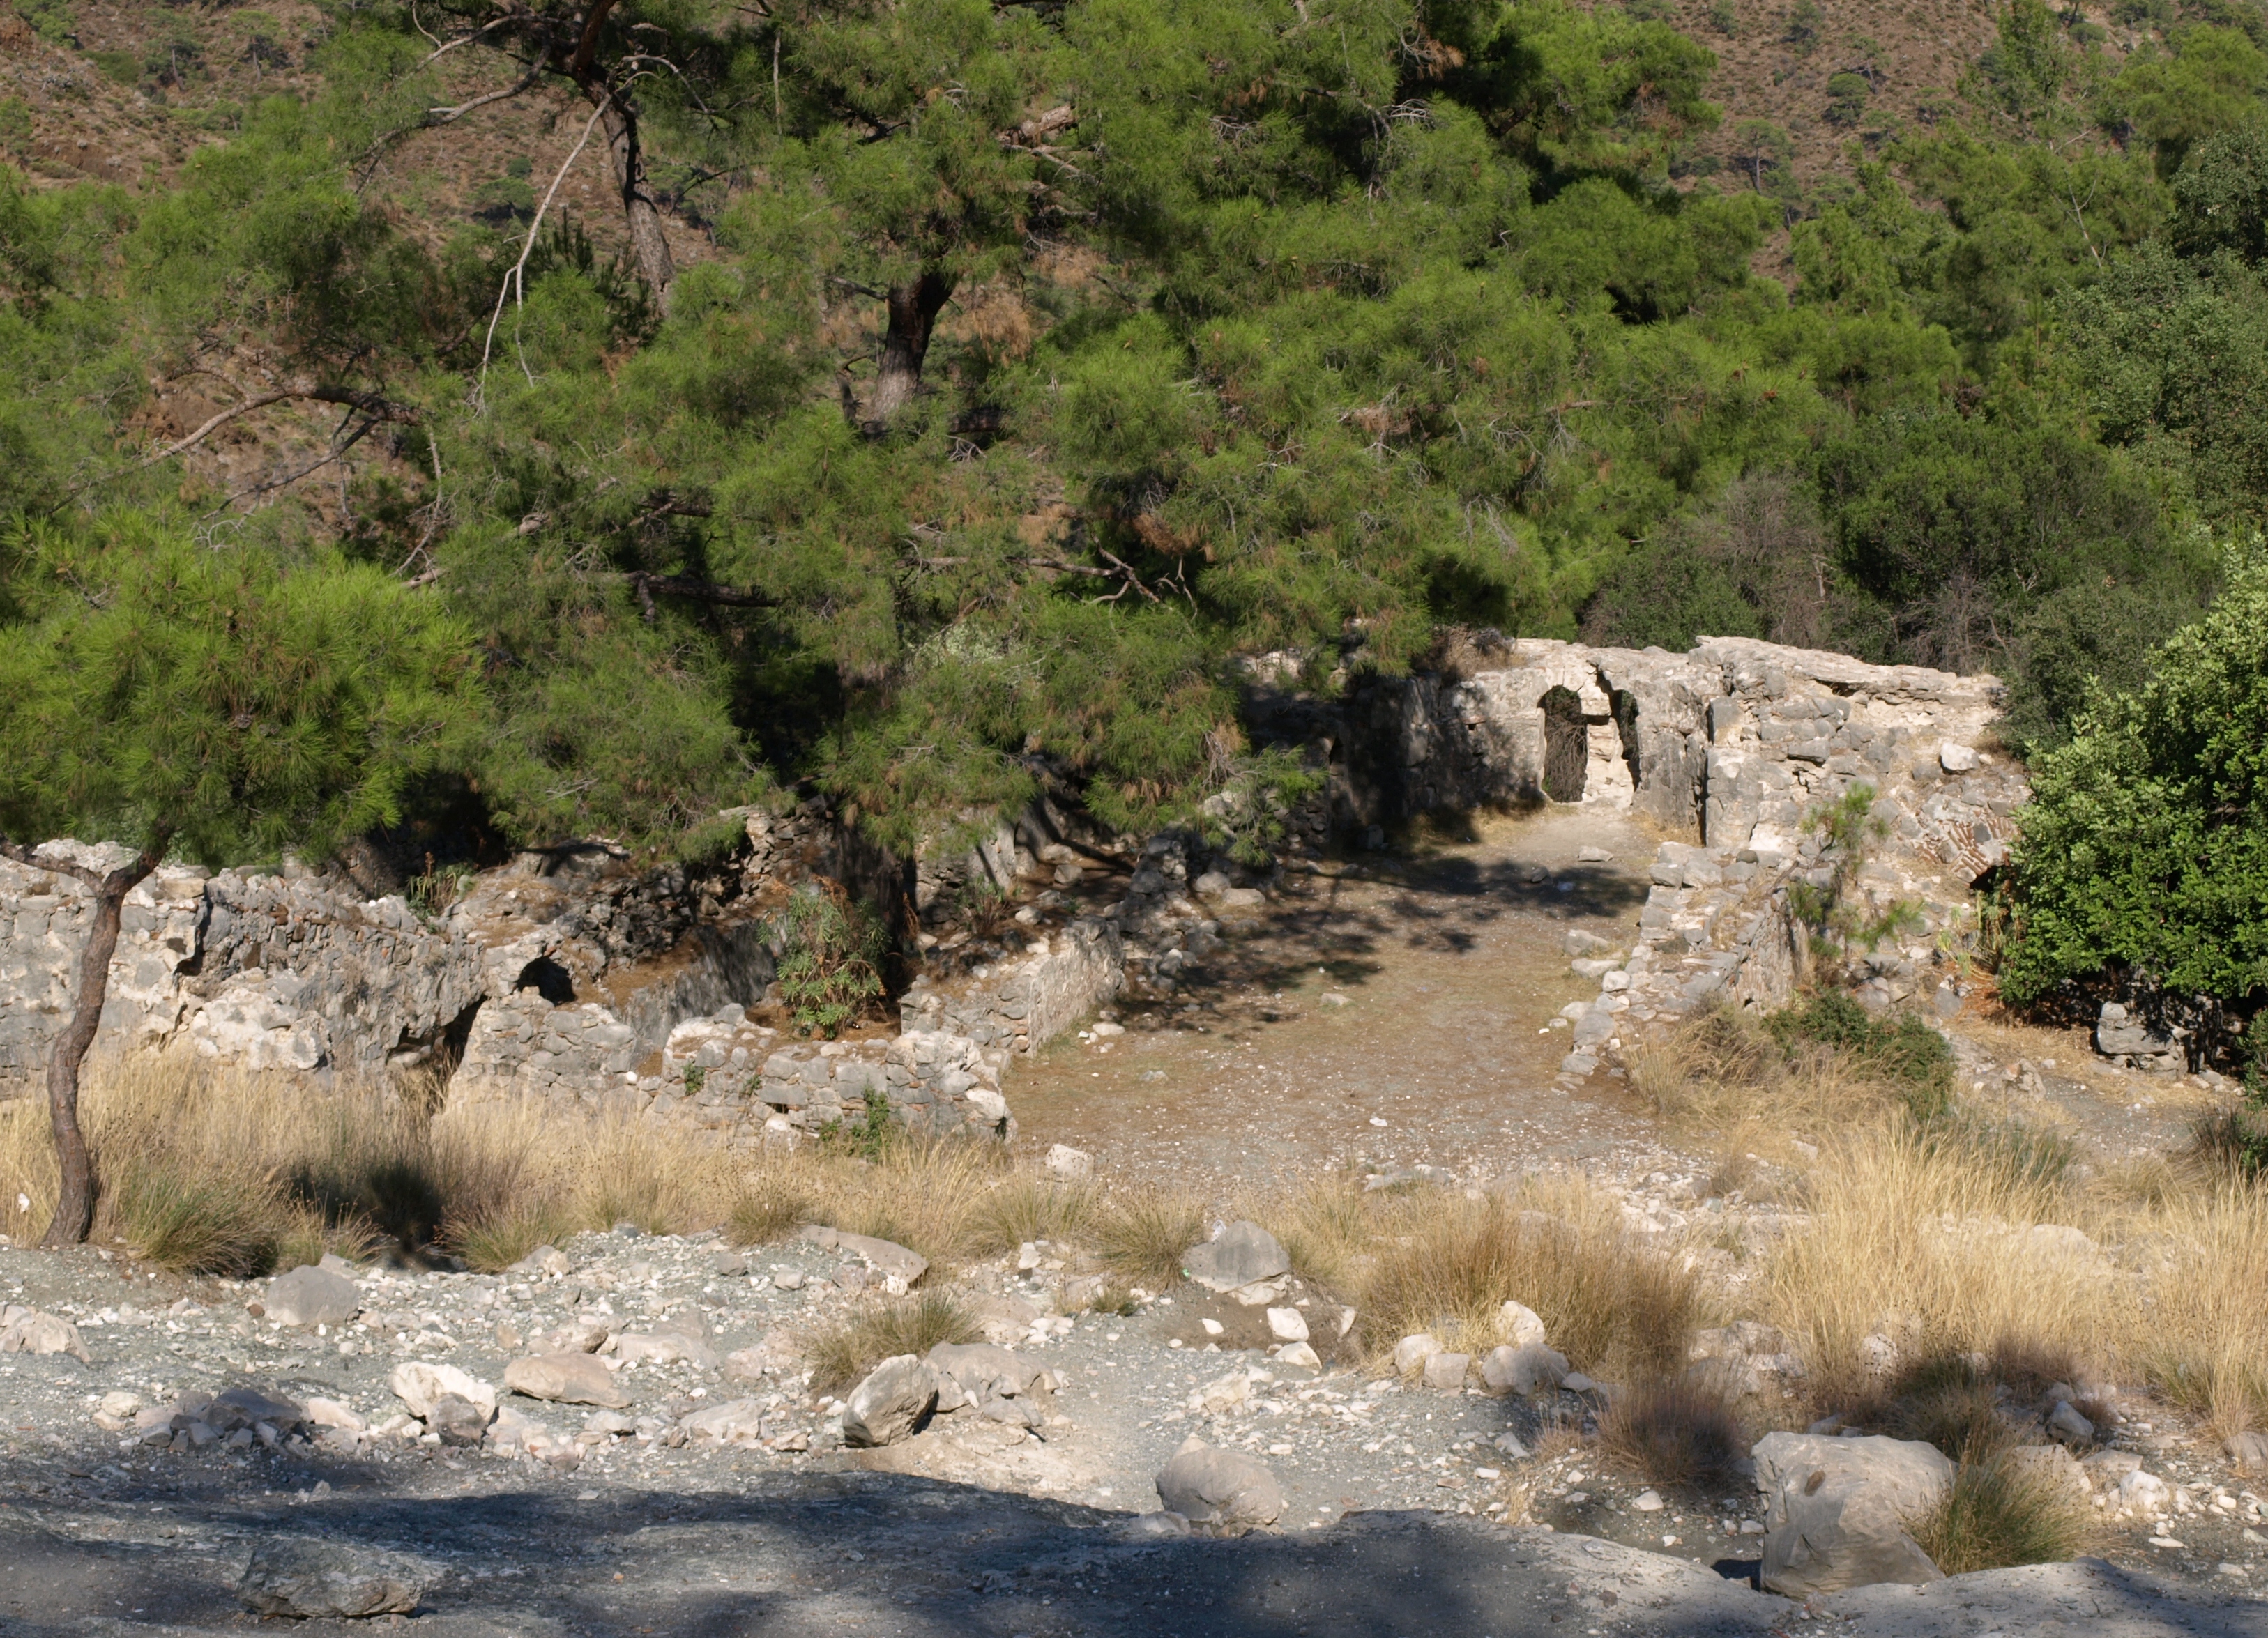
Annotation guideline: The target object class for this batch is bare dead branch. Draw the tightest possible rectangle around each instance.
[59,388,418,508]
[479,91,613,390]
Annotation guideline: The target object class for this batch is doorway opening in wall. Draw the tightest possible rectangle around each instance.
[513,957,576,1004]
[1542,687,1587,802]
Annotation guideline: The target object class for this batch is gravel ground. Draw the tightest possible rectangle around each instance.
[3,1218,2268,1636]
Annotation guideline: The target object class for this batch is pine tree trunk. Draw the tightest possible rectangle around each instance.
[587,83,675,317]
[40,858,155,1247]
[867,272,954,431]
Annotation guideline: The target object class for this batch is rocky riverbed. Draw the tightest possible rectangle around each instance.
[3,1204,2267,1636]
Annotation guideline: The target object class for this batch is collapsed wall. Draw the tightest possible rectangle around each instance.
[1322,634,2007,850]
[0,798,1111,1146]
[1271,633,2027,1071]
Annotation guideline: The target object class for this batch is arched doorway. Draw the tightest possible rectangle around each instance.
[1542,687,1587,803]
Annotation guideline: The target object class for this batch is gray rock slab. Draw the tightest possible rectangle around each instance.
[1155,1435,1284,1531]
[264,1264,361,1328]
[841,1354,941,1448]
[503,1353,630,1408]
[1754,1432,1954,1597]
[832,1232,929,1285]
[1180,1220,1291,1292]
[238,1538,431,1618]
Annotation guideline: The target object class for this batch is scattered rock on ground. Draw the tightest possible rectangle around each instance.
[1155,1435,1284,1532]
[388,1361,496,1419]
[1181,1221,1290,1294]
[503,1353,630,1408]
[238,1538,432,1618]
[841,1355,943,1448]
[0,1304,91,1363]
[264,1264,362,1329]
[1754,1432,1954,1596]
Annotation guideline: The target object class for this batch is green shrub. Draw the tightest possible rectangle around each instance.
[774,885,888,1039]
[2002,539,2268,1011]
[1771,993,1956,1120]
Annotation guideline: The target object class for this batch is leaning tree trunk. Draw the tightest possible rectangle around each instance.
[3,844,165,1248]
[585,82,676,317]
[866,271,954,432]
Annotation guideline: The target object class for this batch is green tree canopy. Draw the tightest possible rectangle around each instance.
[2002,537,2268,1009]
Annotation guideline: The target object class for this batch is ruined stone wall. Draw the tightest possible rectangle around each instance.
[898,917,1125,1055]
[1322,634,2007,854]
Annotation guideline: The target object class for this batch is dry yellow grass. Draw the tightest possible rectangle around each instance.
[1628,1006,1926,1167]
[1348,1173,1710,1381]
[2128,1181,2268,1439]
[1762,1125,2116,1410]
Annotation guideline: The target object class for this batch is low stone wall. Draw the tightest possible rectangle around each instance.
[899,917,1124,1054]
[1555,742,2030,1076]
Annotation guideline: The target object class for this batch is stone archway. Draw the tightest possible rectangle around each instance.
[1542,686,1587,803]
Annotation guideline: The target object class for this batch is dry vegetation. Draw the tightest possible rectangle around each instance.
[12,1022,2268,1579]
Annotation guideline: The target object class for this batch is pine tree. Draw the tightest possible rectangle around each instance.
[0,514,483,1247]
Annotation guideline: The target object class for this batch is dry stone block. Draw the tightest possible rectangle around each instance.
[1155,1436,1283,1531]
[264,1265,360,1329]
[1182,1221,1290,1293]
[840,1355,941,1448]
[238,1539,431,1619]
[1753,1432,1953,1596]
[388,1362,496,1419]
[504,1353,629,1409]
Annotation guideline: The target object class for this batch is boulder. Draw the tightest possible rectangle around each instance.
[2045,1400,2095,1447]
[1753,1432,1953,1596]
[1480,1342,1569,1397]
[1045,1144,1094,1181]
[388,1361,496,1419]
[1500,1301,1548,1350]
[426,1393,491,1447]
[2228,1432,2268,1471]
[207,1386,307,1434]
[1392,1333,1443,1373]
[1265,1308,1309,1344]
[238,1539,431,1619]
[1182,1221,1291,1294]
[680,1398,769,1445]
[2114,1469,2170,1517]
[833,1232,929,1287]
[0,1305,91,1364]
[503,1352,630,1409]
[612,1331,719,1369]
[2096,1001,2178,1062]
[1422,1351,1471,1391]
[926,1342,1046,1403]
[1275,1342,1321,1369]
[1938,742,1979,774]
[264,1265,361,1329]
[304,1397,364,1433]
[1155,1436,1283,1531]
[840,1354,941,1448]
[539,1319,611,1354]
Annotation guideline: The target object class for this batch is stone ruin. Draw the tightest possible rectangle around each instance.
[0,632,2060,1139]
[1260,634,2032,1070]
[0,802,1120,1147]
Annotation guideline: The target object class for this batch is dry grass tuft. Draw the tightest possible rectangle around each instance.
[977,1174,1097,1255]
[2129,1180,2268,1439]
[807,1292,981,1395]
[1763,1124,2113,1413]
[1353,1176,1707,1380]
[1906,1445,2096,1574]
[1093,1188,1209,1286]
[1599,1378,1747,1487]
[1249,1170,1371,1287]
